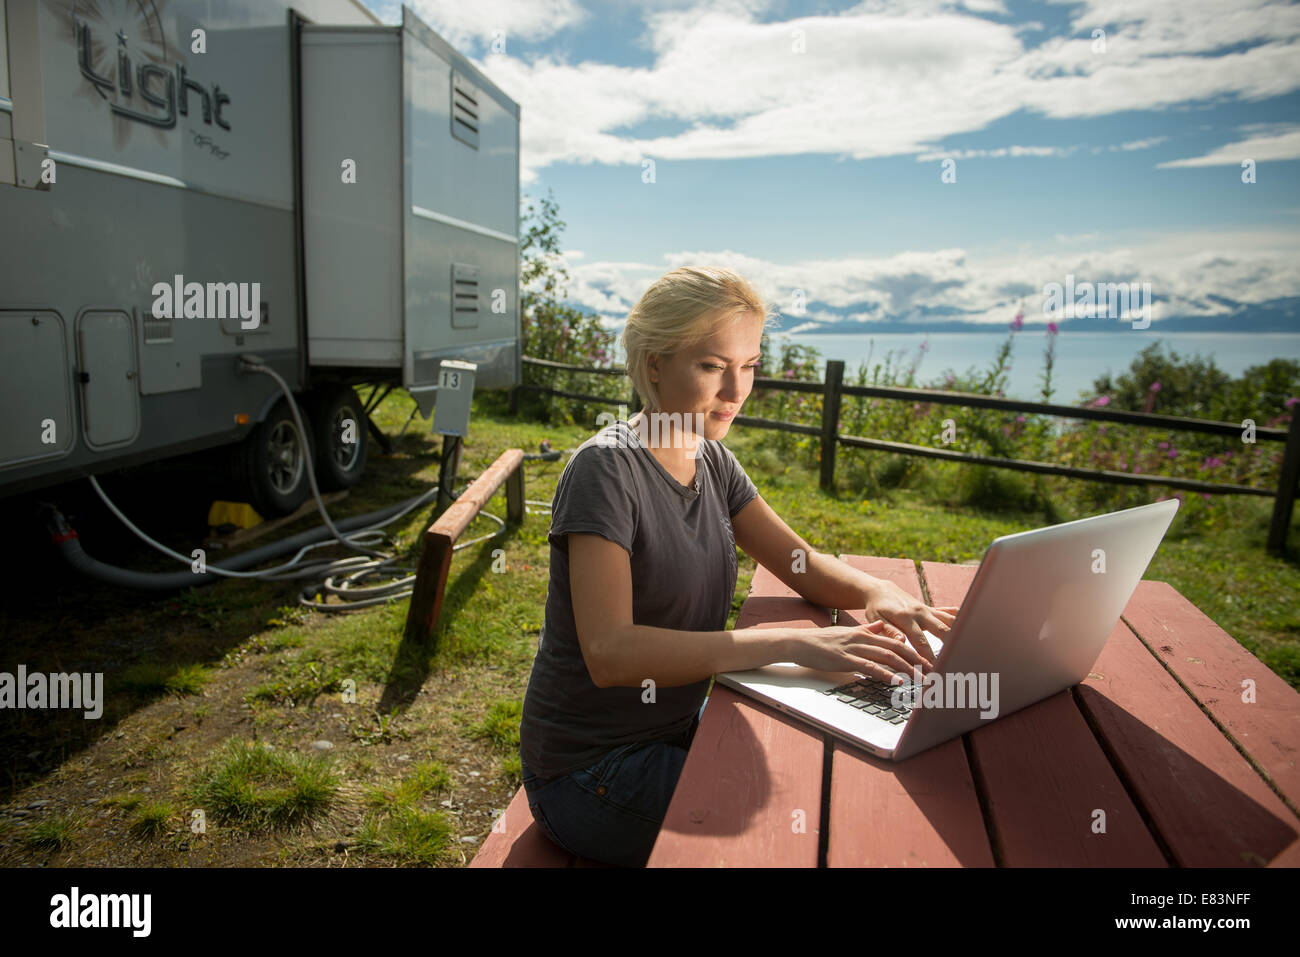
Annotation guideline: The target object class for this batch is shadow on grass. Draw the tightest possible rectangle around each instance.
[375,511,524,715]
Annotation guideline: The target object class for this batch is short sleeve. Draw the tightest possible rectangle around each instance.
[716,441,759,518]
[547,445,637,555]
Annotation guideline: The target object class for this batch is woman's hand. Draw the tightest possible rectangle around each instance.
[789,621,936,683]
[860,579,959,666]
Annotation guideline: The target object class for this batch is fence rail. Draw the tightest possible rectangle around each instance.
[511,356,1300,554]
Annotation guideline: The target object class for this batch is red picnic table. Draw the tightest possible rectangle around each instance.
[471,555,1300,868]
[645,556,1300,868]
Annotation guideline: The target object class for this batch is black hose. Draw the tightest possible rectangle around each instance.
[38,495,423,592]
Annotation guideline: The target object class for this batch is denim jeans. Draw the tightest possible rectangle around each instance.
[519,697,707,867]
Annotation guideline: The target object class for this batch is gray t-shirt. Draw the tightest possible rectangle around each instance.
[519,418,760,780]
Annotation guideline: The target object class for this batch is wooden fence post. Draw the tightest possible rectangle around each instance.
[506,462,525,524]
[820,360,845,493]
[1267,411,1300,555]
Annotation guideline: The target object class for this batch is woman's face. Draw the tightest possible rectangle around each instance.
[646,311,763,442]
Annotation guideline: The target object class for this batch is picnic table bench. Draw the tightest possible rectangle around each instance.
[473,556,1300,867]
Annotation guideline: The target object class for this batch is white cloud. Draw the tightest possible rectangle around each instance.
[915,145,1077,161]
[401,0,586,50]
[1114,136,1167,150]
[557,228,1300,327]
[913,136,1166,162]
[458,0,1300,182]
[1156,126,1300,166]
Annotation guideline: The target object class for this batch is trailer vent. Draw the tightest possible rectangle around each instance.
[451,71,480,149]
[452,263,480,328]
[143,317,173,344]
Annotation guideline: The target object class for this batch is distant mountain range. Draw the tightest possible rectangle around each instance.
[772,296,1300,335]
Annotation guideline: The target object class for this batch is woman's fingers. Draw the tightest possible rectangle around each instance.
[854,660,902,684]
[867,617,918,653]
[888,615,938,666]
[860,625,932,673]
[921,610,952,636]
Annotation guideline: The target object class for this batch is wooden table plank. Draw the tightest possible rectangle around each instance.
[825,557,993,867]
[1080,609,1300,866]
[647,686,824,867]
[646,559,830,865]
[748,560,805,599]
[921,561,1167,866]
[967,689,1167,866]
[827,738,994,866]
[1122,579,1300,814]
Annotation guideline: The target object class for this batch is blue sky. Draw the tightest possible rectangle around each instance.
[360,0,1300,331]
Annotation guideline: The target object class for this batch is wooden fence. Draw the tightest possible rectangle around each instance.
[510,356,1300,554]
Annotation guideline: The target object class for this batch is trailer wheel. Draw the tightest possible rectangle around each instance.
[308,386,369,491]
[236,398,312,517]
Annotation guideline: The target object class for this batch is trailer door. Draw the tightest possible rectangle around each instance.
[76,310,140,449]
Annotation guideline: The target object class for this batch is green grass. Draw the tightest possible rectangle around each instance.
[101,793,146,811]
[247,659,346,706]
[363,760,453,809]
[499,753,522,782]
[128,802,175,839]
[23,814,82,851]
[346,709,412,746]
[474,699,522,753]
[114,661,212,696]
[187,739,340,830]
[353,806,456,865]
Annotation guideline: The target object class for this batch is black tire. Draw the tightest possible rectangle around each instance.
[307,385,369,491]
[235,398,312,517]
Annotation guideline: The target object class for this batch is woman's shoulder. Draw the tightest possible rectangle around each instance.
[559,423,638,479]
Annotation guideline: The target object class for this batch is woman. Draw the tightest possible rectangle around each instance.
[518,265,957,866]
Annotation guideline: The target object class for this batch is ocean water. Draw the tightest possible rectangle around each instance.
[769,332,1300,402]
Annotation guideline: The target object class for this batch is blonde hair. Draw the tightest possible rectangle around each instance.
[620,266,778,413]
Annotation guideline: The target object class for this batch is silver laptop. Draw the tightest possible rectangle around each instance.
[714,499,1179,761]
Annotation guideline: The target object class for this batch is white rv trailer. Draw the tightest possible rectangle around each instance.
[0,0,521,516]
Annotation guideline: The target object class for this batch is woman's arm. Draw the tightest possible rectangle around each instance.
[731,494,957,662]
[570,533,928,688]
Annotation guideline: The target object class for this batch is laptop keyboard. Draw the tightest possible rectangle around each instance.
[822,676,917,724]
